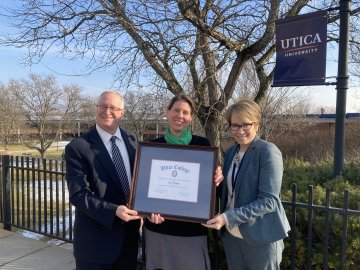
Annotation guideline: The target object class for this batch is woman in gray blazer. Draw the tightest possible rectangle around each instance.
[204,100,290,270]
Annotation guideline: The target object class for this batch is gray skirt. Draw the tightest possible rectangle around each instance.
[144,228,211,270]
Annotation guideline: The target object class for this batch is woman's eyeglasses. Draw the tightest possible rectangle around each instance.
[228,122,255,131]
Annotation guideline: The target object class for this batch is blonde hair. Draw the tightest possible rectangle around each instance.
[224,99,261,125]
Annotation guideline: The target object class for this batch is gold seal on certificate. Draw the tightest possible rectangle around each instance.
[129,142,217,223]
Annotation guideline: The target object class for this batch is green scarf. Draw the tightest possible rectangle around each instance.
[164,126,192,145]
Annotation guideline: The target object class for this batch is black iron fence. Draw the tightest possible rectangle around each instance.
[1,154,360,269]
[282,184,360,270]
[0,155,73,241]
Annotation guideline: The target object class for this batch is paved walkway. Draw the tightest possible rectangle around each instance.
[0,228,75,270]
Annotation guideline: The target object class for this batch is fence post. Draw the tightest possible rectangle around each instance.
[2,155,11,231]
[323,189,331,270]
[307,186,314,270]
[340,190,349,270]
[290,183,297,270]
[0,156,2,222]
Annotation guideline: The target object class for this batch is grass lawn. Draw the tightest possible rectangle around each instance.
[0,144,66,160]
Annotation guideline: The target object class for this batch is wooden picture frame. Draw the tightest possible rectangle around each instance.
[129,142,217,223]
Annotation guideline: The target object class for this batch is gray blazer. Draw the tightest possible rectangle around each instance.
[220,135,290,246]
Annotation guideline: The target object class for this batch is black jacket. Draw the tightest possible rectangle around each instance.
[65,127,141,264]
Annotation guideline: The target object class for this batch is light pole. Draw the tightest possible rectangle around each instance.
[333,0,351,177]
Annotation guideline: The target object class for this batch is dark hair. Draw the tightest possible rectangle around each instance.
[167,95,196,115]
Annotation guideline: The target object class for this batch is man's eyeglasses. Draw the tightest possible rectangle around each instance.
[96,104,124,113]
[228,122,255,131]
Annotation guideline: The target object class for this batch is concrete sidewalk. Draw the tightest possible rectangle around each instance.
[0,228,75,270]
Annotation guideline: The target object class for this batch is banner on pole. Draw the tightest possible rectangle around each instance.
[273,11,327,87]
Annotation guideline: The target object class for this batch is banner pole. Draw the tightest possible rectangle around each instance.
[333,0,351,177]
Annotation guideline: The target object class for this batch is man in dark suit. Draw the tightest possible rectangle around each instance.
[64,90,141,270]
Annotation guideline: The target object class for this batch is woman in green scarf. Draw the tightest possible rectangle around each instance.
[143,95,223,270]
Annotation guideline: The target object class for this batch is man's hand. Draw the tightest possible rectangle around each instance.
[116,205,141,222]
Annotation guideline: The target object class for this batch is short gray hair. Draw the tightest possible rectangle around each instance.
[98,90,124,104]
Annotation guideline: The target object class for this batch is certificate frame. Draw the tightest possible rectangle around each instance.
[129,142,218,223]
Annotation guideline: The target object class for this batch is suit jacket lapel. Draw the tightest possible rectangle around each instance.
[234,136,261,195]
[120,128,136,175]
[224,145,237,180]
[221,145,238,211]
[88,128,127,192]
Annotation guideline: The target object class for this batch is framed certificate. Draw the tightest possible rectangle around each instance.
[129,142,218,223]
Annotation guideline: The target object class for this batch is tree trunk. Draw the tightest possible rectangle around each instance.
[198,107,223,164]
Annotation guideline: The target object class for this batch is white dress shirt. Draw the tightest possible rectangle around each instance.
[96,125,131,184]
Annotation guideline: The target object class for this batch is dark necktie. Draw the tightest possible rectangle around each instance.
[110,136,130,202]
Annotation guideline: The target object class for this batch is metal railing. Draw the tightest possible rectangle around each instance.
[0,155,72,242]
[1,154,360,269]
[282,184,360,270]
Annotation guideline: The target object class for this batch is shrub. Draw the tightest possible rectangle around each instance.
[280,158,360,270]
[210,157,360,269]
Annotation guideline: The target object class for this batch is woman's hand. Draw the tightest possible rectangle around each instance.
[202,214,226,230]
[147,213,165,224]
[214,166,224,187]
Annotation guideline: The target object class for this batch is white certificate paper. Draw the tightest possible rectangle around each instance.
[148,159,200,203]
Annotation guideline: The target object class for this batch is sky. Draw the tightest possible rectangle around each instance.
[0,1,359,113]
[0,0,116,98]
[0,45,116,96]
[1,43,358,114]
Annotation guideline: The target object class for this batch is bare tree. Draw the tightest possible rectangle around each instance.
[122,90,170,140]
[1,1,360,151]
[228,59,314,140]
[0,82,22,149]
[353,91,360,111]
[258,87,314,140]
[62,95,96,138]
[9,73,86,160]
